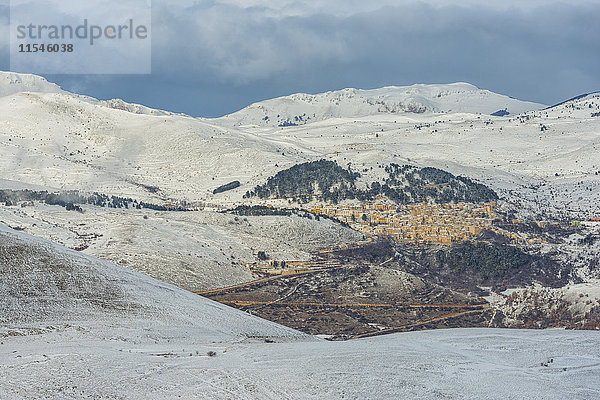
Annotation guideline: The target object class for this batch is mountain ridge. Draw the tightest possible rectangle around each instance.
[217,82,546,127]
[1,71,546,122]
[0,71,64,97]
[0,71,183,117]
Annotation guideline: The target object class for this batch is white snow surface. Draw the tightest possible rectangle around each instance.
[0,71,64,98]
[0,224,306,342]
[217,83,545,127]
[2,327,599,399]
[1,224,599,400]
[0,71,178,116]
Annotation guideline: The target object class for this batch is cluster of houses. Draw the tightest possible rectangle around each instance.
[311,200,542,246]
[311,201,495,245]
[246,200,553,276]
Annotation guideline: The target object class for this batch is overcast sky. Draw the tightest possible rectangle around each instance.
[1,0,599,117]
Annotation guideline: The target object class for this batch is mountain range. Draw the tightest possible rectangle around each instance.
[1,71,599,398]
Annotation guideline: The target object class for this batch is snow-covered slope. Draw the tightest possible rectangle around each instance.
[0,224,306,341]
[545,91,600,110]
[0,71,179,116]
[1,319,599,398]
[93,97,183,116]
[217,83,545,127]
[0,90,299,201]
[0,204,363,291]
[0,71,64,98]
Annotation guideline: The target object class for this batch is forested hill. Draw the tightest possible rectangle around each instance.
[244,160,361,202]
[245,160,498,204]
[379,164,498,204]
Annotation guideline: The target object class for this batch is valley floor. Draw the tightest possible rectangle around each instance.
[1,327,598,399]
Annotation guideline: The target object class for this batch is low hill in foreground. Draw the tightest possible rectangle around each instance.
[0,225,304,341]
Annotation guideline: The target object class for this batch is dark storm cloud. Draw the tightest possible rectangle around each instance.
[1,1,599,116]
[150,1,353,82]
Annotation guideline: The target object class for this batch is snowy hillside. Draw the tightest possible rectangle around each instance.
[0,224,306,341]
[217,83,545,128]
[0,71,177,117]
[0,71,64,98]
[0,71,598,318]
[0,90,299,202]
[91,97,183,116]
[2,328,598,399]
[0,204,362,291]
[1,223,599,399]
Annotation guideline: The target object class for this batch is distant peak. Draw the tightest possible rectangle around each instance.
[544,91,600,110]
[0,71,64,98]
[218,82,545,127]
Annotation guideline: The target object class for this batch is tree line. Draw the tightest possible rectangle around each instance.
[0,189,189,212]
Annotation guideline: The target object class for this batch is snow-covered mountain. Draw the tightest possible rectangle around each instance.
[0,71,177,117]
[93,97,183,116]
[0,71,64,97]
[0,71,598,290]
[1,71,600,397]
[0,88,292,201]
[217,83,546,127]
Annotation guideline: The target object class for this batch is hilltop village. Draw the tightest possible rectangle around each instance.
[246,199,549,276]
[232,160,569,277]
[313,200,496,245]
[310,200,547,245]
